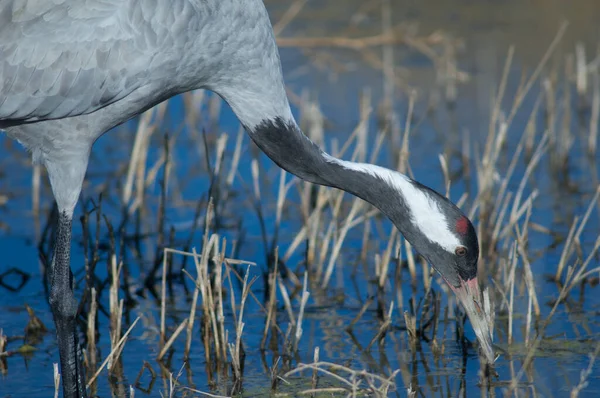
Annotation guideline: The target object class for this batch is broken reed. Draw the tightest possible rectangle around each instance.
[155,208,318,394]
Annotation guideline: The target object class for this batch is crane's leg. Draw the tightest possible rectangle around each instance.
[45,155,89,398]
[50,210,86,398]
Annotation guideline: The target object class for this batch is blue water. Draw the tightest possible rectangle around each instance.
[2,1,600,397]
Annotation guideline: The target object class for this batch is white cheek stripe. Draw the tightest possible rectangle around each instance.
[324,155,461,253]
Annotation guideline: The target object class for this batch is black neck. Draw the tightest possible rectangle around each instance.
[247,117,421,243]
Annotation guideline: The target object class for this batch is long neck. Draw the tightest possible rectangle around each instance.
[243,117,423,245]
[210,0,459,254]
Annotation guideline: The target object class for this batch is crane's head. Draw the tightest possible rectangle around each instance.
[393,180,494,363]
[325,160,495,362]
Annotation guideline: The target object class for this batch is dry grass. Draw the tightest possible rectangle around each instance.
[1,2,600,398]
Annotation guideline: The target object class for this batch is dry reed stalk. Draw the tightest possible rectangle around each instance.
[208,90,222,124]
[314,192,346,276]
[438,154,450,198]
[275,169,292,233]
[397,93,415,175]
[514,198,541,317]
[122,103,163,212]
[320,198,364,288]
[544,76,557,145]
[298,388,347,395]
[359,218,372,267]
[261,247,279,350]
[53,363,60,398]
[183,251,202,359]
[293,273,310,352]
[556,59,574,167]
[108,253,125,369]
[174,246,257,363]
[589,68,599,156]
[181,387,230,398]
[381,0,395,136]
[403,238,417,283]
[576,42,588,98]
[366,303,393,350]
[346,296,374,332]
[524,93,543,158]
[160,247,168,348]
[277,274,295,326]
[357,90,371,162]
[556,186,600,280]
[212,133,228,178]
[86,287,98,373]
[525,290,533,347]
[196,236,224,363]
[570,344,600,398]
[144,132,178,198]
[403,310,417,347]
[281,194,323,262]
[182,90,209,171]
[181,90,203,130]
[214,240,227,361]
[506,243,517,345]
[421,258,432,293]
[182,201,222,363]
[32,163,40,219]
[377,229,397,289]
[490,191,513,249]
[284,361,398,397]
[277,32,412,50]
[478,119,507,206]
[311,347,319,393]
[228,265,256,392]
[272,0,308,37]
[392,242,405,314]
[162,363,185,398]
[157,318,189,361]
[87,317,140,387]
[184,204,227,361]
[251,159,260,202]
[121,108,156,206]
[488,45,514,143]
[482,287,494,344]
[226,127,244,188]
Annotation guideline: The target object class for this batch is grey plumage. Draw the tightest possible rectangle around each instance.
[1,0,288,150]
[2,0,290,212]
[1,1,493,397]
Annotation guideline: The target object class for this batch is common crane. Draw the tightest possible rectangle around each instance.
[0,1,494,396]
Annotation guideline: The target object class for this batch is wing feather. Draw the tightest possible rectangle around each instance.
[0,0,174,122]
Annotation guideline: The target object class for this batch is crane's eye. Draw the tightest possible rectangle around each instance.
[455,246,467,257]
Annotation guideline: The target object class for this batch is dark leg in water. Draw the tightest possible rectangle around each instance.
[49,211,86,398]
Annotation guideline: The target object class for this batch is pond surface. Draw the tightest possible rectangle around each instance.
[1,0,600,396]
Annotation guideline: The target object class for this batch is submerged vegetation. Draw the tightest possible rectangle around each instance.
[1,1,600,396]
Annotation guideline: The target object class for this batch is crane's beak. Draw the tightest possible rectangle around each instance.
[449,277,495,363]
